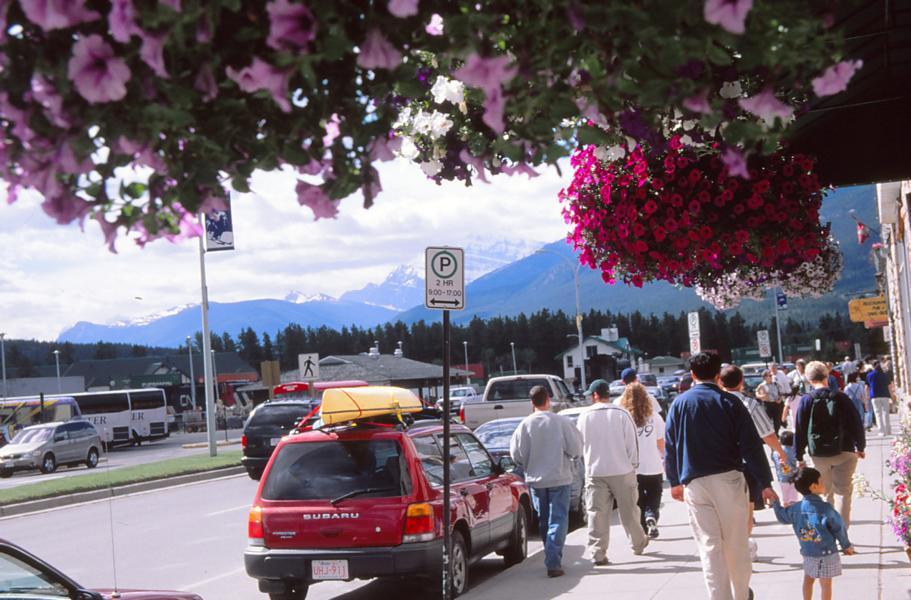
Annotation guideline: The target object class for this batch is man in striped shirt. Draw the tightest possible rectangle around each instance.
[720,364,788,562]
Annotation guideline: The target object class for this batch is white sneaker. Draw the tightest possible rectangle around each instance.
[748,538,758,561]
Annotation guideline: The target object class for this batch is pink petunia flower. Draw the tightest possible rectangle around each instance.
[31,74,70,128]
[682,89,712,114]
[139,30,169,78]
[194,64,217,101]
[21,0,99,31]
[67,35,131,103]
[226,57,291,112]
[322,113,341,148]
[500,163,539,178]
[704,0,753,35]
[369,135,397,162]
[811,60,863,97]
[454,54,517,96]
[721,147,750,179]
[388,0,418,18]
[296,180,338,220]
[108,0,136,43]
[41,192,92,225]
[481,86,507,133]
[425,13,444,35]
[738,88,793,125]
[357,29,401,70]
[266,0,317,52]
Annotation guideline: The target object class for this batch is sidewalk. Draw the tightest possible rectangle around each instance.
[464,435,909,600]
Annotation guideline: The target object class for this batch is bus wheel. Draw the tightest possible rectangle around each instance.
[40,453,57,474]
[85,448,99,469]
[0,468,12,478]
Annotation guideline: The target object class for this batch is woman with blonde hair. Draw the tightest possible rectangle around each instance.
[619,382,665,538]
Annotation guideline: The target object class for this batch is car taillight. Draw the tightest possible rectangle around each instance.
[241,434,247,449]
[459,404,465,423]
[248,506,264,546]
[402,502,434,543]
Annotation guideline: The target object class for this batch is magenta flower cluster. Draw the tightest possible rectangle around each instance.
[560,138,828,289]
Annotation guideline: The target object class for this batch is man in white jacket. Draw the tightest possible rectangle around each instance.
[577,379,649,565]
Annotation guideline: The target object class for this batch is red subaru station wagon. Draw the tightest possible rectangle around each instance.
[244,419,530,599]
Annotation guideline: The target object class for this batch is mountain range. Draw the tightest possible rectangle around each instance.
[58,186,879,346]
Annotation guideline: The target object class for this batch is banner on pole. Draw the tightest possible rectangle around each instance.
[205,196,235,252]
[757,330,772,358]
[776,291,788,310]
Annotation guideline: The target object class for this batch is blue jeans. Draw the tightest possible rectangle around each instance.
[530,484,571,570]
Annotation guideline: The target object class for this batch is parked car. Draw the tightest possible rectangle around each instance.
[460,374,575,429]
[677,374,693,395]
[0,421,102,477]
[608,379,626,397]
[0,538,203,599]
[245,418,530,599]
[474,416,585,521]
[743,374,765,397]
[241,400,319,480]
[434,385,479,415]
[657,376,678,398]
[740,362,767,376]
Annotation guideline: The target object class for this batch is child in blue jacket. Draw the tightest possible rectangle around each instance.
[773,467,855,600]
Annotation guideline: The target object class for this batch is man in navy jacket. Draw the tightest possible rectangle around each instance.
[665,352,776,600]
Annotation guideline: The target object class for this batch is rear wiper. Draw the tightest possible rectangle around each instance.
[330,487,396,505]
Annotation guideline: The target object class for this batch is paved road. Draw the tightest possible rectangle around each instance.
[0,428,243,490]
[0,473,545,599]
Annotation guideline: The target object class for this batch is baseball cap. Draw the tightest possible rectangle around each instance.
[585,379,609,397]
[620,368,637,383]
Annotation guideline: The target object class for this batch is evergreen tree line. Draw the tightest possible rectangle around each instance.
[205,309,888,377]
[1,309,886,380]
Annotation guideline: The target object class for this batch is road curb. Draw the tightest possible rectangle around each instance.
[181,439,241,449]
[0,465,245,518]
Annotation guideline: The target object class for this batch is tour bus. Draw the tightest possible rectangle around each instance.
[0,397,82,444]
[64,389,169,448]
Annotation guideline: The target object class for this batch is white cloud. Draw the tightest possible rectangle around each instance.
[0,159,569,341]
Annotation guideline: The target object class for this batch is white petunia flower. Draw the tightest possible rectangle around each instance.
[428,110,454,138]
[412,111,433,135]
[420,159,443,176]
[719,81,743,99]
[398,136,419,159]
[430,76,465,105]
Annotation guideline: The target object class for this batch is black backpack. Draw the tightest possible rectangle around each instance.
[807,388,842,457]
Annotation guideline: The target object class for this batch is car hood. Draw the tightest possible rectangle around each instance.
[95,589,203,600]
[0,442,44,456]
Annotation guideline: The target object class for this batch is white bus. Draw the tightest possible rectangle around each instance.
[67,389,169,447]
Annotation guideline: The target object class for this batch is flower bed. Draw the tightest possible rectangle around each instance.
[856,417,911,548]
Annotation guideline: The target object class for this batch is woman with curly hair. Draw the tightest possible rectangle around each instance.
[619,382,665,539]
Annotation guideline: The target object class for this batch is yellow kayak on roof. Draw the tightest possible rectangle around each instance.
[319,386,423,425]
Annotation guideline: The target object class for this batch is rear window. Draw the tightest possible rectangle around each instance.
[486,379,548,402]
[639,374,658,386]
[248,404,315,428]
[262,439,412,501]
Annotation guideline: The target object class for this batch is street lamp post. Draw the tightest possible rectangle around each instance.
[187,336,197,411]
[463,341,470,385]
[0,333,6,399]
[52,349,61,393]
[535,249,586,391]
[510,342,517,374]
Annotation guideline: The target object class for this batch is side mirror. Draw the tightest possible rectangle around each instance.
[75,590,104,600]
[497,456,517,474]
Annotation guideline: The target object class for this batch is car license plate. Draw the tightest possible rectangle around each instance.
[311,560,348,580]
[270,437,281,446]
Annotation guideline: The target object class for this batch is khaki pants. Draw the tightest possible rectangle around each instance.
[684,471,751,600]
[585,471,648,561]
[810,451,858,528]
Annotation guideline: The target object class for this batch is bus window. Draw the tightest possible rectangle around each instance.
[129,390,166,410]
[77,394,129,415]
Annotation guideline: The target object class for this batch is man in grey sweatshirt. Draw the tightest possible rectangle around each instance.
[510,385,583,578]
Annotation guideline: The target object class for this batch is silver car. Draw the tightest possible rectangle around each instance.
[0,421,102,477]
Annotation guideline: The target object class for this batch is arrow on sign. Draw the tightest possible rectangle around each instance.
[430,298,461,307]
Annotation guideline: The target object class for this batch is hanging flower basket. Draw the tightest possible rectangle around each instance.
[560,139,829,288]
[694,237,843,310]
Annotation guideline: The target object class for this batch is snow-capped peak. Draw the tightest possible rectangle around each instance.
[385,265,421,287]
[111,303,195,327]
[284,291,336,304]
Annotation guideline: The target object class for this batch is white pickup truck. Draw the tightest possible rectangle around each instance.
[460,374,578,429]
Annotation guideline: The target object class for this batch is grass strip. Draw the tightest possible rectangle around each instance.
[0,451,242,506]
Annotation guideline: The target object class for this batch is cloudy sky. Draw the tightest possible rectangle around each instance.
[0,159,570,341]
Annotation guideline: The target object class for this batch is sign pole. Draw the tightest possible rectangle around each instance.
[198,217,217,458]
[773,289,784,363]
[441,309,452,600]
